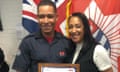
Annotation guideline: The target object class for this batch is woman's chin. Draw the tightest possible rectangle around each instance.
[72,39,80,43]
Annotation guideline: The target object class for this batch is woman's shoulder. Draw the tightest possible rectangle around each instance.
[93,45,112,71]
[94,44,108,54]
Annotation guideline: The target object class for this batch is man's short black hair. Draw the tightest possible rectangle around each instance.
[37,0,57,13]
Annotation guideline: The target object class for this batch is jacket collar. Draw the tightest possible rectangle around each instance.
[34,30,63,39]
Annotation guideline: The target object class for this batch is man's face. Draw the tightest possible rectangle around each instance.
[37,5,57,34]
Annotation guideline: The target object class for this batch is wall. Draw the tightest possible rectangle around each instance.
[0,0,26,71]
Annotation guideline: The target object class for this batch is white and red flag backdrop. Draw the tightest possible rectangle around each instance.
[22,0,120,72]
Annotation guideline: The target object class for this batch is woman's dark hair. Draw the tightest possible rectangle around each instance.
[68,12,98,52]
[37,0,57,13]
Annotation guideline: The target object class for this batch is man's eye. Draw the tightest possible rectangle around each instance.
[47,14,55,18]
[37,14,55,19]
[38,15,45,18]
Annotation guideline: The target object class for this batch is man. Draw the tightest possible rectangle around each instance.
[12,0,72,72]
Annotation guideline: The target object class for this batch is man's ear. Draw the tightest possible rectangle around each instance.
[36,15,39,22]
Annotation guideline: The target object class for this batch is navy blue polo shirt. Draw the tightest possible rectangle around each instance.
[12,31,72,72]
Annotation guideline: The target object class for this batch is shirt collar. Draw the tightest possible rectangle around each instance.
[34,31,62,39]
[76,41,84,52]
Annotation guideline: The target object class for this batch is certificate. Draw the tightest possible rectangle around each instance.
[38,63,80,72]
[42,67,76,72]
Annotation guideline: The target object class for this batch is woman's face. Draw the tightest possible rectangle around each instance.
[68,16,84,43]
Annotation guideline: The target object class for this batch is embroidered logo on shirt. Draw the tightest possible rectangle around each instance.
[59,51,65,56]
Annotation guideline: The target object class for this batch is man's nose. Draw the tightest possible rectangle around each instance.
[43,17,49,23]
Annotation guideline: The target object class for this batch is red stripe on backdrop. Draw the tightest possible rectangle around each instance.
[118,56,120,72]
[23,11,37,19]
[95,0,120,15]
[55,0,69,33]
[70,0,91,13]
[34,0,41,5]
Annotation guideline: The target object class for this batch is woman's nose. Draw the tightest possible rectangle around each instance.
[71,27,77,32]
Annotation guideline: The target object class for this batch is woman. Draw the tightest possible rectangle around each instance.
[67,12,113,72]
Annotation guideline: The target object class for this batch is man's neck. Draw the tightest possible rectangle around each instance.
[42,31,55,38]
[42,32,55,43]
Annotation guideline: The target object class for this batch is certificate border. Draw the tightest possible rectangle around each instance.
[38,63,80,72]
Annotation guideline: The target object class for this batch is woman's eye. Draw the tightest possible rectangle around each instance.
[68,25,73,29]
[68,24,81,29]
[75,24,81,28]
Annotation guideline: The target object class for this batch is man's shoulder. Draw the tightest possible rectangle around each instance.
[23,32,37,40]
[56,32,72,44]
[56,32,69,39]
